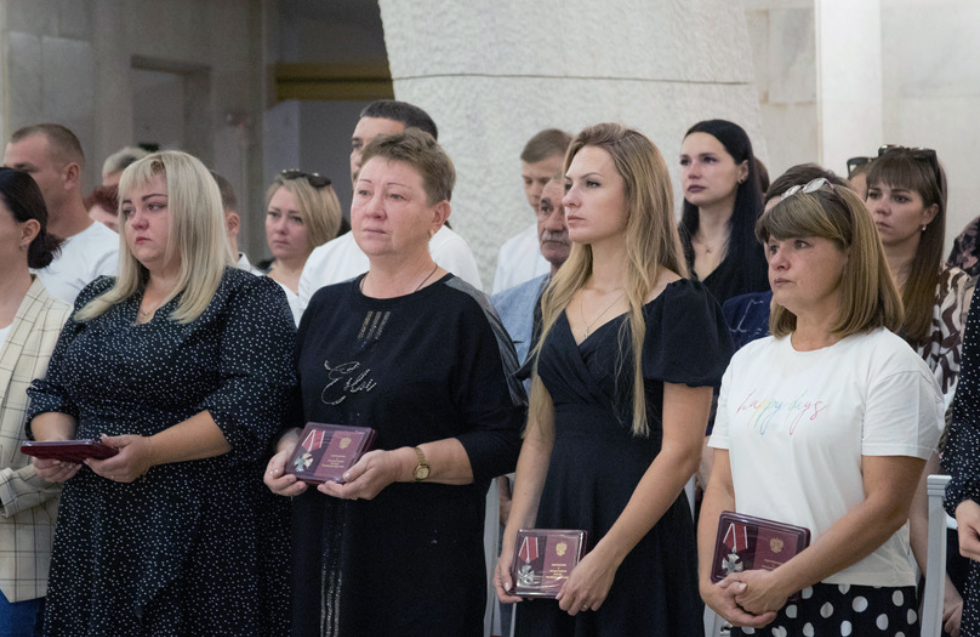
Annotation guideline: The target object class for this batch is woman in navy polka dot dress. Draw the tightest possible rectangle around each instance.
[27,151,296,636]
[699,179,943,636]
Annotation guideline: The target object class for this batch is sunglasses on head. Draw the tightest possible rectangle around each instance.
[279,169,332,189]
[846,156,872,179]
[877,145,942,187]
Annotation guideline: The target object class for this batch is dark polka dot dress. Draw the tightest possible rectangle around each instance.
[27,269,296,636]
[943,286,980,636]
[732,583,918,636]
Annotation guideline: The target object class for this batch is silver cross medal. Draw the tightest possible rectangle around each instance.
[722,552,744,575]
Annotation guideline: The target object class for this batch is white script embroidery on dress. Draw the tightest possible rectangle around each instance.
[320,360,377,405]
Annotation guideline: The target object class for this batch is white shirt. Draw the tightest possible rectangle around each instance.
[710,328,943,587]
[0,324,9,350]
[34,221,119,305]
[297,226,482,315]
[491,223,550,294]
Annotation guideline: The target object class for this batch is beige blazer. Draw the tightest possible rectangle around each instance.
[0,278,71,601]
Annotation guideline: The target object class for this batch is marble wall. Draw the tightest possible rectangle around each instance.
[0,0,270,256]
[379,0,766,290]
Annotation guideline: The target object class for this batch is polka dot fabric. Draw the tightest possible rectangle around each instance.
[942,278,980,636]
[731,583,917,636]
[26,270,297,636]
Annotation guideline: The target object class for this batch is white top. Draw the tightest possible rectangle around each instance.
[0,325,9,350]
[491,223,550,294]
[297,226,482,315]
[34,221,119,305]
[710,328,943,587]
[272,279,303,328]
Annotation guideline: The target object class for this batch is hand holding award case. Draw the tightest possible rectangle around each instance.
[285,422,377,484]
[511,529,589,598]
[21,440,119,462]
[711,511,810,600]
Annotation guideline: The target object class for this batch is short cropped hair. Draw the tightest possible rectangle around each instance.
[10,123,85,168]
[359,129,455,205]
[210,171,238,212]
[360,100,438,140]
[756,184,903,338]
[102,146,149,180]
[0,167,62,268]
[520,129,572,164]
[764,164,849,205]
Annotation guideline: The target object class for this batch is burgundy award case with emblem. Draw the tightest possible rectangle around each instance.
[285,422,377,484]
[21,439,119,462]
[711,511,811,600]
[511,529,589,598]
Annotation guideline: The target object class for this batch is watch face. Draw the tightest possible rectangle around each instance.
[415,466,430,480]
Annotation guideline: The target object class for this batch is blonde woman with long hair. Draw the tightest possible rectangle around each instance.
[494,123,733,636]
[28,150,296,635]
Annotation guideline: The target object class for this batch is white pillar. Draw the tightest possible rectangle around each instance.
[379,0,766,288]
[815,0,883,174]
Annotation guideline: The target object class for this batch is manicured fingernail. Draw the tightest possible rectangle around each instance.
[504,582,511,592]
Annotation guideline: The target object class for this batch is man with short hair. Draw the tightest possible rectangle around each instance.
[4,124,118,304]
[492,128,572,294]
[297,100,481,314]
[209,170,259,274]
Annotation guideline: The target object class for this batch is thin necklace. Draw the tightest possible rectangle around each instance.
[414,263,439,292]
[360,263,439,295]
[581,291,625,337]
[692,235,725,254]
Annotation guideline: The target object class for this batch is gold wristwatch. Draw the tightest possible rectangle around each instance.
[413,446,430,481]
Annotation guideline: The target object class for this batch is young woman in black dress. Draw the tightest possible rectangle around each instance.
[679,119,769,305]
[495,123,732,636]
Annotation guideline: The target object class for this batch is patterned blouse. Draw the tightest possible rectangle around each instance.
[948,215,980,278]
[916,265,975,401]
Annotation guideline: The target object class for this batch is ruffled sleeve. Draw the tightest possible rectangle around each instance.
[641,279,734,387]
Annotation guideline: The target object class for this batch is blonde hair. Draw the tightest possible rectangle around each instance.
[529,123,687,438]
[266,176,342,250]
[76,150,234,324]
[756,185,903,337]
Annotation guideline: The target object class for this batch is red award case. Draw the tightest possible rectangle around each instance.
[21,440,119,462]
[511,529,589,598]
[285,423,376,484]
[711,511,811,600]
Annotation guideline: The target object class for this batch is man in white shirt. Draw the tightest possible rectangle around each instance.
[4,124,118,304]
[210,170,261,275]
[491,128,571,294]
[298,100,481,314]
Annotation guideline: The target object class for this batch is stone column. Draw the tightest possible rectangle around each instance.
[378,0,765,289]
[815,0,883,175]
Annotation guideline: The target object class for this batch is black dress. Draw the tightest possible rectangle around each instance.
[26,270,296,636]
[516,279,732,637]
[290,274,525,637]
[683,239,770,305]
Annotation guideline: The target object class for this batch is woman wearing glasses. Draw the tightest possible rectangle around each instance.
[263,170,342,324]
[700,178,943,636]
[679,119,769,305]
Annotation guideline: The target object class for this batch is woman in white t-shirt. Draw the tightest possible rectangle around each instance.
[262,170,342,323]
[699,178,944,636]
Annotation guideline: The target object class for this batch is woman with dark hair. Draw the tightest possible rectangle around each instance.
[0,167,69,635]
[679,119,769,304]
[867,146,972,403]
[867,146,973,637]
